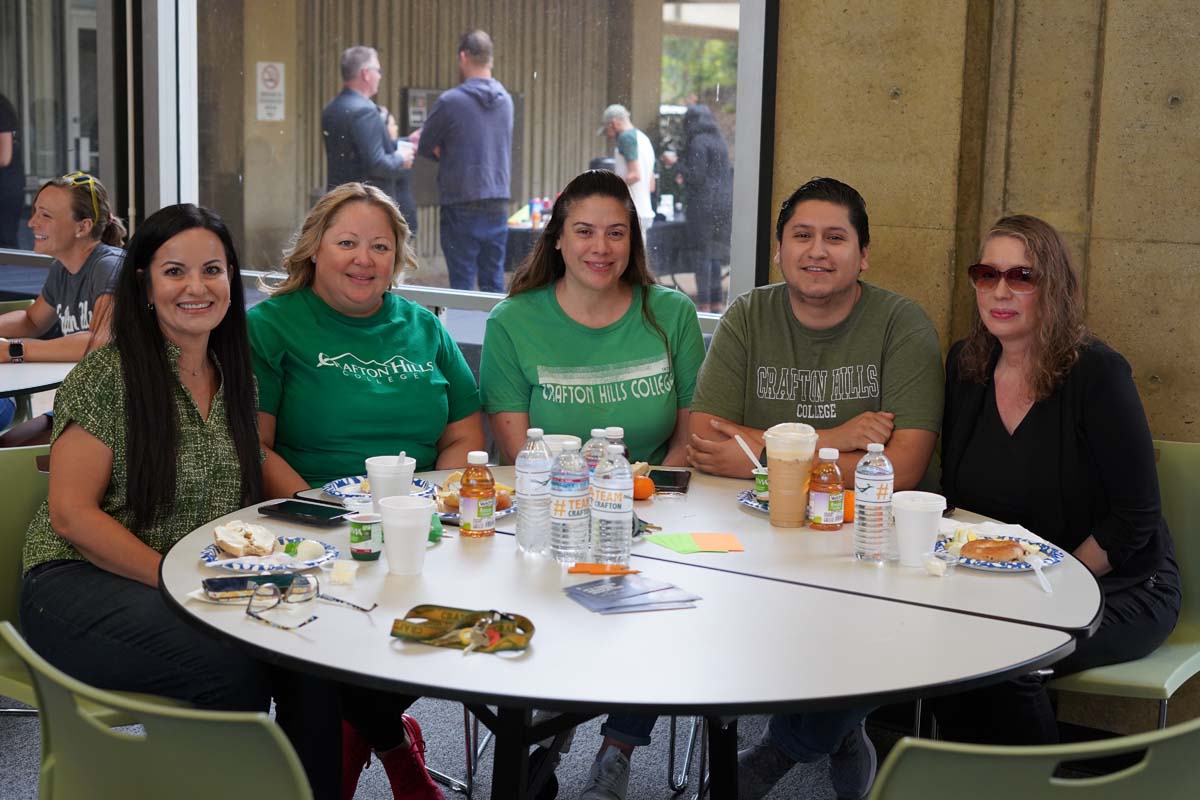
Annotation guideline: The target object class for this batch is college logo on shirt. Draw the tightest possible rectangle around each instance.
[538,355,673,406]
[755,364,879,420]
[317,352,434,385]
[57,300,93,334]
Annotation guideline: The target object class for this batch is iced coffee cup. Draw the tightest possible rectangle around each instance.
[762,423,819,528]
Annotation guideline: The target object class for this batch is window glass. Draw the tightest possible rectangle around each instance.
[196,0,742,312]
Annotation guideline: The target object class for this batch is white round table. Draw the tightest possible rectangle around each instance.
[0,361,75,398]
[163,472,1090,798]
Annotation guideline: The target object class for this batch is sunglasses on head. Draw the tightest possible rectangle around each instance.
[62,172,100,224]
[967,263,1038,294]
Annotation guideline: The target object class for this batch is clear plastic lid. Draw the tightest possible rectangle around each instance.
[819,447,839,460]
[467,451,489,465]
[605,426,625,439]
[527,428,544,438]
[867,442,884,452]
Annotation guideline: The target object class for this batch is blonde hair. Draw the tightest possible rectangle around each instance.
[267,182,417,296]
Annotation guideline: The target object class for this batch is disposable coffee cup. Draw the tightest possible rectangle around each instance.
[893,491,947,567]
[366,455,416,514]
[542,434,582,459]
[379,495,436,576]
[762,423,818,528]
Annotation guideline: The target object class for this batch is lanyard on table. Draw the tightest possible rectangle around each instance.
[390,604,535,654]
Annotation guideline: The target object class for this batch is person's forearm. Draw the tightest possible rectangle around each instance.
[436,438,476,470]
[0,311,43,339]
[261,447,310,499]
[49,506,164,587]
[1074,535,1113,577]
[13,332,95,363]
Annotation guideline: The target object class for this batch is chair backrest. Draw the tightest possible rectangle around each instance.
[0,444,51,628]
[1156,440,1200,624]
[870,716,1200,800]
[0,621,314,800]
[0,298,35,315]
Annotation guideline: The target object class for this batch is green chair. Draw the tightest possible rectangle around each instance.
[0,298,37,425]
[0,621,313,800]
[0,444,180,724]
[1049,440,1200,729]
[868,715,1200,799]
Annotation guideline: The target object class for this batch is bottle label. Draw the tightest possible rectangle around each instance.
[349,519,382,559]
[855,475,894,505]
[459,496,495,533]
[550,475,590,522]
[516,467,551,497]
[807,490,844,525]
[590,483,633,521]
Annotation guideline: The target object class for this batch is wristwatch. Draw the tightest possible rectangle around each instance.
[8,338,24,363]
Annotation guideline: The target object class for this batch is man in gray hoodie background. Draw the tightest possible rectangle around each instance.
[415,29,514,292]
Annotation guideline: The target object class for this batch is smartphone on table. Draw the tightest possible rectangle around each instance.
[258,500,351,526]
[202,574,297,601]
[648,469,691,494]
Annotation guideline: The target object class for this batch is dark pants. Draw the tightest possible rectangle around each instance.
[0,191,21,249]
[21,560,342,799]
[341,682,418,751]
[933,563,1182,745]
[695,257,724,306]
[440,201,508,292]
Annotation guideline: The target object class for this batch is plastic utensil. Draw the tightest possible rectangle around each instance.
[1025,553,1053,593]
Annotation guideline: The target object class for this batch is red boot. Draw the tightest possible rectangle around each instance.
[341,719,372,800]
[375,714,445,800]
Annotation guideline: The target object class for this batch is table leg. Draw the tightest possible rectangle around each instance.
[706,716,738,799]
[488,706,531,797]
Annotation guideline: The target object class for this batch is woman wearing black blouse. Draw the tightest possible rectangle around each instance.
[935,214,1180,744]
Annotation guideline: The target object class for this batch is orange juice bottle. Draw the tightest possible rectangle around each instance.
[459,451,496,537]
[806,447,845,530]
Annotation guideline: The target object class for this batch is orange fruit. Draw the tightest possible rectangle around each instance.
[633,476,655,500]
[844,490,855,522]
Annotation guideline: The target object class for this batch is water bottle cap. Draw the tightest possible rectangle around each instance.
[591,428,607,437]
[867,442,884,452]
[526,428,544,439]
[606,444,623,456]
[561,441,580,451]
[819,447,839,460]
[467,451,489,465]
[605,426,624,439]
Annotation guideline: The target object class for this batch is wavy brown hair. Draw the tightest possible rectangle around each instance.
[508,169,670,363]
[957,214,1088,400]
[36,172,127,246]
[265,182,417,296]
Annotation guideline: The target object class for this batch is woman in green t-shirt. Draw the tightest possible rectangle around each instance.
[481,169,704,465]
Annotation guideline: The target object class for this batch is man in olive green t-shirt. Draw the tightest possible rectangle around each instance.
[689,177,943,490]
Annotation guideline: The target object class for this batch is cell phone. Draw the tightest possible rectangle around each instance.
[648,468,691,494]
[258,500,351,526]
[202,574,297,600]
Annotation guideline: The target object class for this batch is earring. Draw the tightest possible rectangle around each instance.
[147,302,155,312]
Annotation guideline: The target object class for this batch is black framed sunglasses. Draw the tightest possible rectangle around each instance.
[967,263,1039,294]
[245,574,377,631]
[62,171,100,223]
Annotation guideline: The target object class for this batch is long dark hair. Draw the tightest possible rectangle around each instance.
[112,204,262,529]
[957,214,1088,401]
[509,169,670,361]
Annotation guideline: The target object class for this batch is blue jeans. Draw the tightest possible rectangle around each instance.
[0,397,15,429]
[440,201,508,292]
[21,560,342,799]
[602,706,872,757]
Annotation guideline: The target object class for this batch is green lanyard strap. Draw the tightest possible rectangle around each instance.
[390,604,535,653]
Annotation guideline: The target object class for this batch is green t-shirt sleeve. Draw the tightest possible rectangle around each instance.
[437,324,482,423]
[881,304,945,433]
[50,350,121,448]
[616,128,639,161]
[665,292,706,408]
[247,304,285,417]
[479,312,531,414]
[691,296,751,423]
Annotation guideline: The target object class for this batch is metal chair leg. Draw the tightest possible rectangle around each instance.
[913,698,922,738]
[690,717,709,800]
[1158,699,1169,730]
[668,715,702,792]
[0,707,38,716]
[427,705,494,796]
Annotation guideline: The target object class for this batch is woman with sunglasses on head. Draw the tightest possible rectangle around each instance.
[0,172,124,363]
[933,214,1180,744]
[250,182,476,800]
[18,204,341,797]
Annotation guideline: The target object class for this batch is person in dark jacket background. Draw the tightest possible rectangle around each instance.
[680,105,732,311]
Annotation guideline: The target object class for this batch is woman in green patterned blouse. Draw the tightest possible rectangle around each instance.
[19,204,340,799]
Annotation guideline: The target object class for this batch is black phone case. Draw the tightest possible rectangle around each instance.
[257,502,348,526]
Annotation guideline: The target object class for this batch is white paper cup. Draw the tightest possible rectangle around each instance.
[379,495,436,576]
[542,434,582,458]
[366,455,417,514]
[893,491,947,567]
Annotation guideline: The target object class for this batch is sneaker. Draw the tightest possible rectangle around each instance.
[375,714,444,800]
[579,747,630,800]
[736,732,797,800]
[829,722,877,800]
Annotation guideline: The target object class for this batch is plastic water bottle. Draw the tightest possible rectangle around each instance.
[854,443,895,563]
[582,428,609,473]
[549,442,591,565]
[515,428,553,556]
[590,444,634,566]
[604,426,628,460]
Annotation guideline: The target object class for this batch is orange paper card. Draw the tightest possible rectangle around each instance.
[692,533,745,552]
[568,563,641,575]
